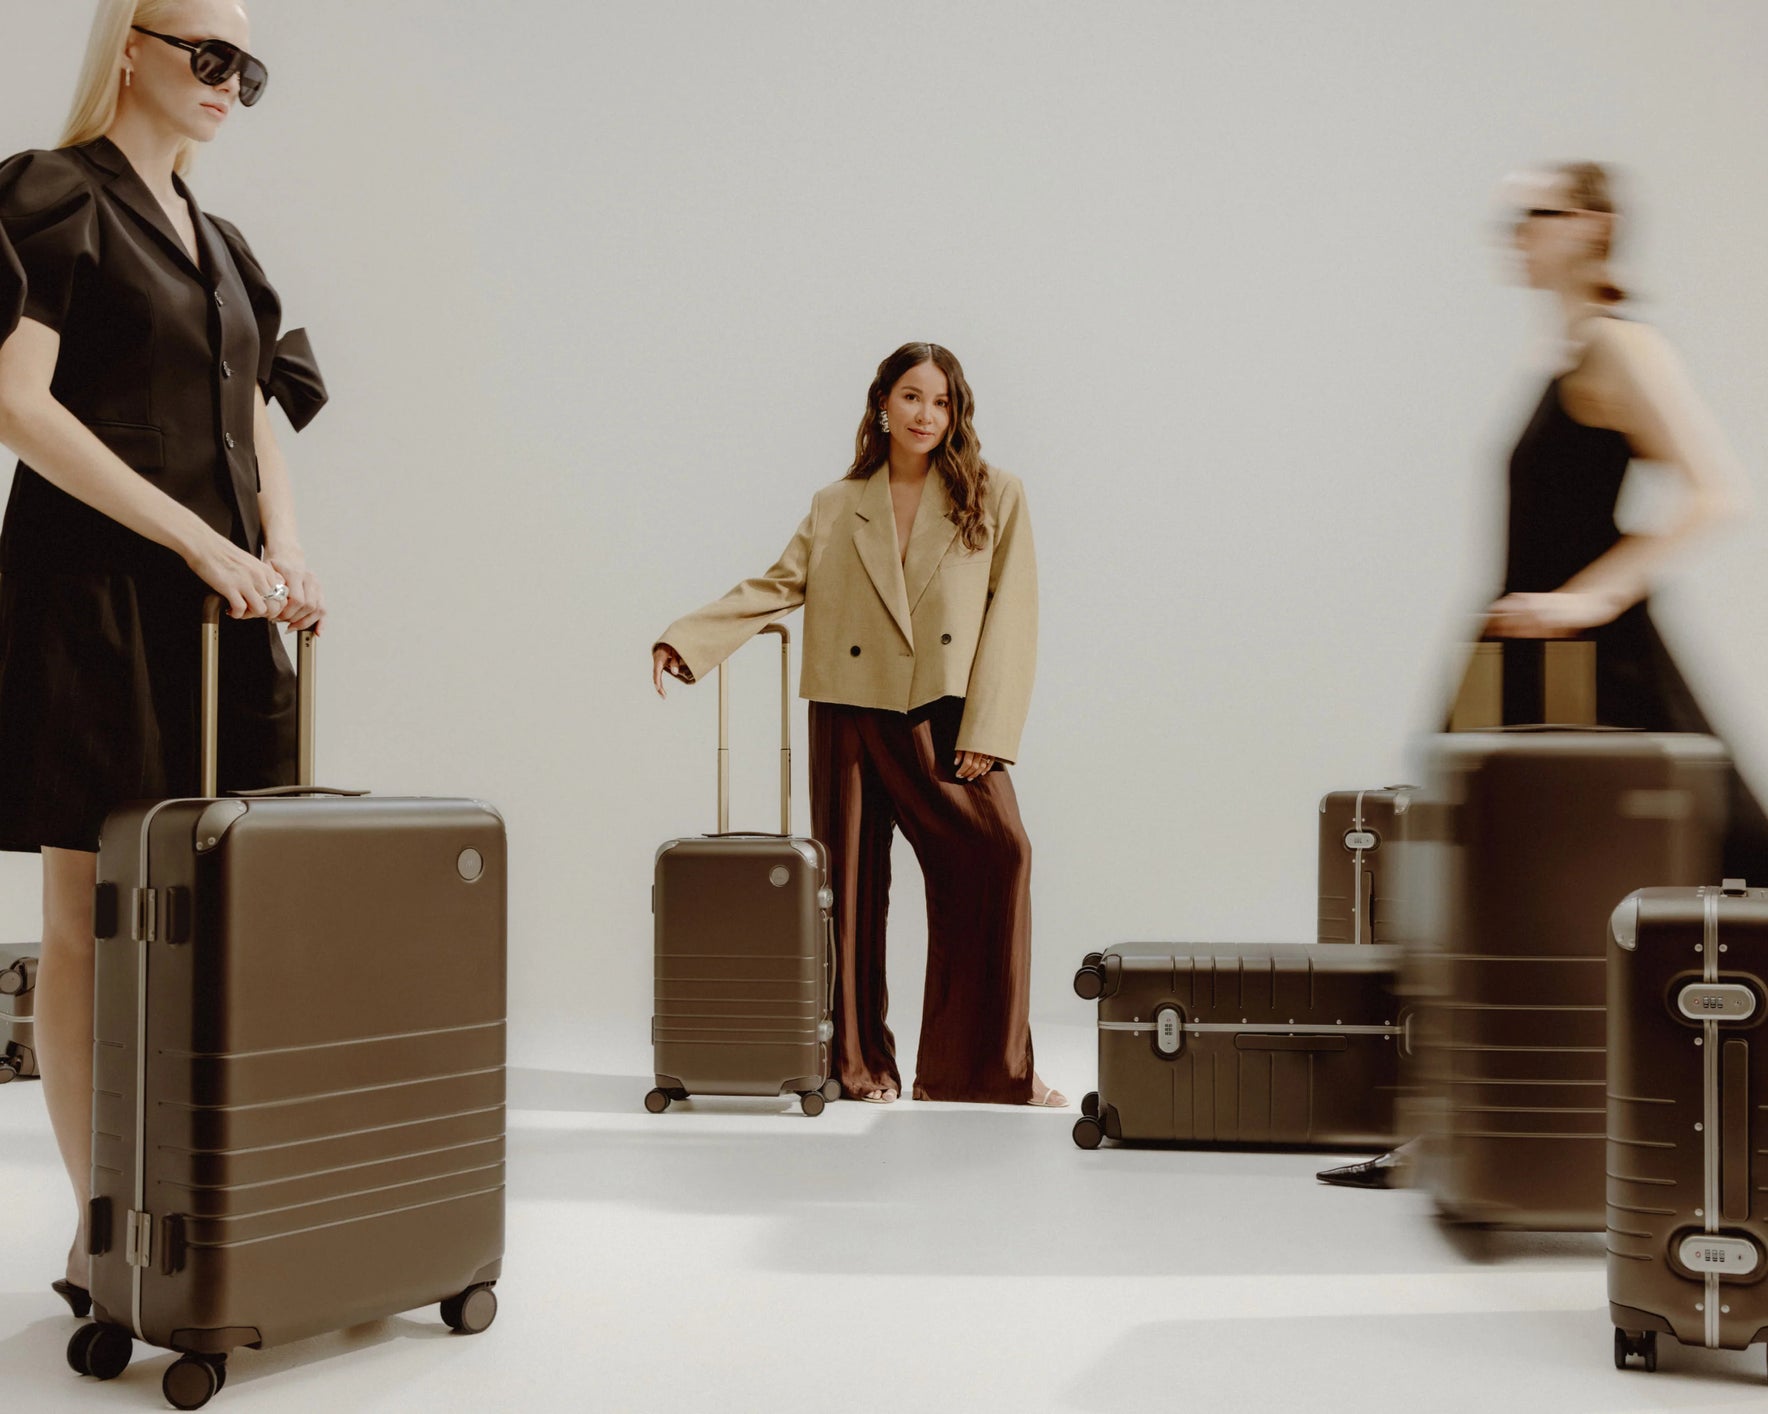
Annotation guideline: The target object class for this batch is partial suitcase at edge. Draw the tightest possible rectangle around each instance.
[1,946,39,1081]
[1608,880,1768,1380]
[71,597,506,1411]
[650,623,839,1117]
[1071,942,1406,1150]
[1318,787,1415,945]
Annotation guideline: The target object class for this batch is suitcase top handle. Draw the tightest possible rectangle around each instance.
[201,594,316,797]
[717,623,791,836]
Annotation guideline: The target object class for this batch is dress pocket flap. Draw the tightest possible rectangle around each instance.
[86,420,165,472]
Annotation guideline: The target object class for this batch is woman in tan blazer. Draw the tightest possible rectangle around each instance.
[652,342,1063,1107]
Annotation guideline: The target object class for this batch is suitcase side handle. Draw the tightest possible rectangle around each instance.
[716,622,791,835]
[201,594,318,796]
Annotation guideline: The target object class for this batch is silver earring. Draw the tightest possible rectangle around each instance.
[878,410,890,435]
[124,68,132,87]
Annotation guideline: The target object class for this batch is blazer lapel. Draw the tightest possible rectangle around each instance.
[901,472,960,614]
[82,137,206,283]
[851,470,914,648]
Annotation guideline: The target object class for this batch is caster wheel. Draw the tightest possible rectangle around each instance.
[207,1354,228,1392]
[0,1058,17,1083]
[1072,1116,1104,1150]
[1073,965,1104,1000]
[820,1078,841,1102]
[801,1091,826,1117]
[442,1284,498,1335]
[1081,1091,1100,1121]
[644,1087,670,1114]
[668,1088,690,1102]
[163,1354,220,1411]
[85,1323,133,1381]
[1613,1327,1629,1370]
[67,1323,101,1376]
[1642,1331,1657,1373]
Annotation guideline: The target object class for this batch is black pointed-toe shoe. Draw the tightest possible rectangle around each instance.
[51,1280,91,1318]
[1316,1151,1405,1190]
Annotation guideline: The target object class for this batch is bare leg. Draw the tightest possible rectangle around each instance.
[38,847,96,1287]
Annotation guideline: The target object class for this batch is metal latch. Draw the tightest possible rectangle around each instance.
[131,888,157,943]
[125,1210,154,1268]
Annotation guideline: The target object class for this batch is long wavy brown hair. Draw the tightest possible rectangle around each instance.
[846,342,991,553]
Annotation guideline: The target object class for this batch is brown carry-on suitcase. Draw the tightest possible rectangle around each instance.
[1318,787,1416,945]
[1070,942,1406,1150]
[650,623,838,1117]
[1403,640,1729,1230]
[1609,879,1768,1379]
[1,946,38,1081]
[69,597,506,1410]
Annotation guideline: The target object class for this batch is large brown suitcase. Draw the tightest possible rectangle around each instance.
[68,598,506,1410]
[1401,638,1730,1229]
[650,623,837,1117]
[1609,879,1768,1378]
[1318,787,1415,945]
[0,946,38,1081]
[1070,942,1406,1150]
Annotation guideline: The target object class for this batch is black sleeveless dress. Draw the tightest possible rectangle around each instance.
[1500,355,1768,878]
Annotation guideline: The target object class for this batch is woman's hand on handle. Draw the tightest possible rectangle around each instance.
[653,644,692,698]
[266,548,326,636]
[183,532,285,622]
[1483,590,1621,639]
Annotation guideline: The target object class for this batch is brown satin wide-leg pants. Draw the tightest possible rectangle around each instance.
[808,696,1035,1104]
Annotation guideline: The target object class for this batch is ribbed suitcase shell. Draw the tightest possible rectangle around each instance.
[0,946,38,1081]
[1608,883,1768,1361]
[89,794,507,1356]
[1401,731,1728,1230]
[1077,943,1404,1148]
[1318,788,1414,945]
[652,833,834,1100]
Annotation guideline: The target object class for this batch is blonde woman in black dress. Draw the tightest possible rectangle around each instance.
[0,0,327,1302]
[1321,161,1765,1188]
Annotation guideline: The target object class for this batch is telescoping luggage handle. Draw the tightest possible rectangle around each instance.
[716,623,791,835]
[1449,638,1597,732]
[200,595,363,798]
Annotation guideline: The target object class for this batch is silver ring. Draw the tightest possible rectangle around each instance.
[265,583,288,605]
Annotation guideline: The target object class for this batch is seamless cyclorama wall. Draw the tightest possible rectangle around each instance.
[1,2,1765,1077]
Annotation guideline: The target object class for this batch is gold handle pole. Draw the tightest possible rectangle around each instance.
[717,660,730,835]
[778,625,791,836]
[296,629,317,787]
[200,597,223,796]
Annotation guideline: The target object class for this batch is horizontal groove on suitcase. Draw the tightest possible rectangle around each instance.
[1609,1200,1677,1217]
[155,1066,503,1113]
[174,1160,504,1226]
[1607,1168,1678,1187]
[189,1184,506,1251]
[155,1019,505,1061]
[159,1136,505,1195]
[157,1105,504,1158]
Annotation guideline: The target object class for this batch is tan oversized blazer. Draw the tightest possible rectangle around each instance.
[655,466,1037,763]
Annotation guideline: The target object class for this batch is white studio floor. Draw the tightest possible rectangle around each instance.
[3,1019,1766,1414]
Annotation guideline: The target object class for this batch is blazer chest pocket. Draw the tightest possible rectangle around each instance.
[86,421,165,475]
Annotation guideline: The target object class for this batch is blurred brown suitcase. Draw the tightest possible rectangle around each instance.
[1070,942,1406,1150]
[1318,787,1416,945]
[1,947,38,1081]
[650,623,837,1117]
[1404,639,1729,1230]
[1608,879,1768,1376]
[69,598,506,1408]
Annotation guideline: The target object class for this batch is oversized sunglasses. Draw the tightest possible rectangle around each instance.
[130,25,269,107]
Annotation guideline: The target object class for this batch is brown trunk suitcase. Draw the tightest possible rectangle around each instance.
[1608,879,1768,1377]
[1318,787,1416,945]
[1,946,38,1081]
[1402,729,1729,1230]
[1070,942,1406,1150]
[69,598,506,1409]
[650,623,837,1117]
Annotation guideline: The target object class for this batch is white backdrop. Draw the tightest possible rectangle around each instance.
[2,1,1765,1079]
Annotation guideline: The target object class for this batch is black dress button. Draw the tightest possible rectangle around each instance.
[221,360,232,378]
[850,645,861,657]
[941,633,952,645]
[213,290,225,308]
[224,432,236,449]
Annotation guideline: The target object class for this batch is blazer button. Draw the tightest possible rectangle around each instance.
[224,432,236,449]
[941,633,952,645]
[213,290,225,308]
[222,360,233,378]
[850,645,861,657]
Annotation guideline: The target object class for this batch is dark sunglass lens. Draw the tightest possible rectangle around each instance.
[237,57,267,106]
[191,40,240,85]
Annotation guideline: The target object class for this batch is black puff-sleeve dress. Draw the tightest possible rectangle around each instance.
[0,135,327,852]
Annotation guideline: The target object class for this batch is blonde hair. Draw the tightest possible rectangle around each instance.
[59,0,202,175]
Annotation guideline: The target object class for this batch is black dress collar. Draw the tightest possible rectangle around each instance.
[78,135,216,286]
